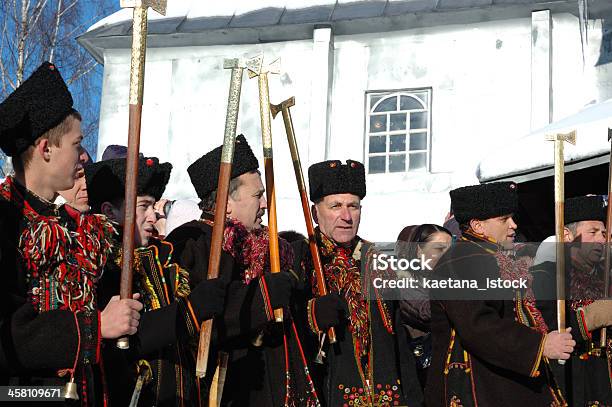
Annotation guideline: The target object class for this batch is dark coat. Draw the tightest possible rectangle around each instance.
[531,260,612,406]
[291,236,423,407]
[98,238,203,407]
[426,235,564,407]
[0,180,105,405]
[166,219,318,407]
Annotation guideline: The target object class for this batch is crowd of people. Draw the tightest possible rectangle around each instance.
[1,62,611,407]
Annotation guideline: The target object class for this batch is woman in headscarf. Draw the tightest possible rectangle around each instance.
[396,224,452,389]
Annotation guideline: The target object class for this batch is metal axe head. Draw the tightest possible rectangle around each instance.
[544,130,576,145]
[223,57,249,70]
[120,0,167,15]
[246,54,264,79]
[247,55,281,78]
[270,97,295,119]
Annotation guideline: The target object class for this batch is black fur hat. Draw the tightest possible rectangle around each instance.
[0,62,74,157]
[450,182,518,225]
[85,157,172,212]
[565,195,606,225]
[187,134,259,199]
[308,160,366,202]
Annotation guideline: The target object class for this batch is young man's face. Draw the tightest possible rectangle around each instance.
[105,195,157,247]
[48,118,85,191]
[313,193,361,246]
[473,214,517,249]
[227,171,267,231]
[567,220,606,266]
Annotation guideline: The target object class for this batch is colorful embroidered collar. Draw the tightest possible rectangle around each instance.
[0,176,116,312]
[200,211,294,285]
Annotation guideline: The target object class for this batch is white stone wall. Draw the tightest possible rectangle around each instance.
[98,40,318,236]
[329,18,534,238]
[96,12,612,241]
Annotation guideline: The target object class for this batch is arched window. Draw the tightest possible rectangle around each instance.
[366,89,431,174]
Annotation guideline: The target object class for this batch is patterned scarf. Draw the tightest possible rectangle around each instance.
[201,214,294,285]
[568,255,604,311]
[495,251,548,333]
[462,230,548,333]
[316,230,370,358]
[203,214,319,406]
[1,176,115,313]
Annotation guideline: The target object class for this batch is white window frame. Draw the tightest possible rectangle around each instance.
[364,88,432,174]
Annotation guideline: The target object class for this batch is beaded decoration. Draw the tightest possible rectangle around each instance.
[337,381,402,406]
[1,176,116,404]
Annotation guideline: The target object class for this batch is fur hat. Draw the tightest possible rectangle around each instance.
[0,62,74,157]
[565,195,606,224]
[187,134,259,199]
[85,157,172,212]
[308,159,366,202]
[450,182,518,225]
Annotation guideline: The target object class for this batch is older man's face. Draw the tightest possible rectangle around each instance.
[227,171,267,231]
[569,220,606,266]
[313,193,361,245]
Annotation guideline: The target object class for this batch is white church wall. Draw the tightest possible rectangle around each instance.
[96,11,612,241]
[98,40,319,235]
[328,17,533,239]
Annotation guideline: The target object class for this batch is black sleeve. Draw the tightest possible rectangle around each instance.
[289,239,316,335]
[5,301,100,372]
[216,277,272,342]
[531,263,587,344]
[394,304,424,406]
[289,239,328,365]
[167,223,273,344]
[398,299,430,333]
[1,209,101,374]
[437,254,546,377]
[131,303,181,356]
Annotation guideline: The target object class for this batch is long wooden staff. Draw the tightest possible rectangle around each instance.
[545,130,576,365]
[248,55,283,322]
[270,97,336,344]
[195,57,249,383]
[117,0,167,350]
[600,127,612,349]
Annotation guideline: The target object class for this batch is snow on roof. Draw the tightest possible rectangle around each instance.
[477,99,612,182]
[85,0,576,37]
[79,0,581,63]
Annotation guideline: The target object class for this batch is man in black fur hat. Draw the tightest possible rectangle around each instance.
[86,156,227,406]
[166,135,319,406]
[0,62,141,403]
[291,159,422,406]
[426,182,575,406]
[531,195,612,405]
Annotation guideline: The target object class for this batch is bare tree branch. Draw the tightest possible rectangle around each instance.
[66,58,97,85]
[0,0,118,164]
[58,0,77,18]
[16,0,30,85]
[11,0,19,27]
[48,0,62,63]
[27,0,49,31]
[0,7,10,95]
